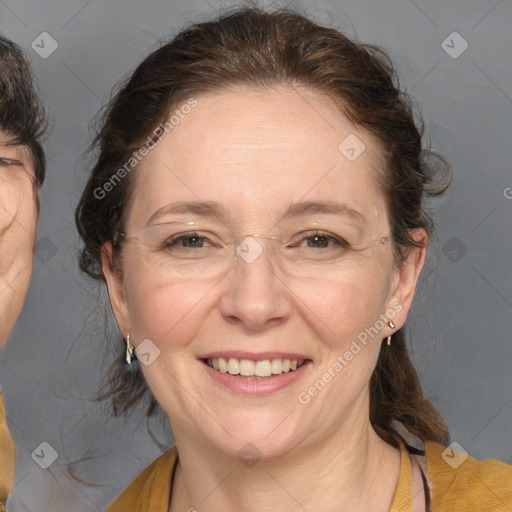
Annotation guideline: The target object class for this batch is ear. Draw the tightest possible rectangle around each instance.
[383,228,428,334]
[101,241,131,337]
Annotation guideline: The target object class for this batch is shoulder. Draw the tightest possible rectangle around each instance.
[424,441,512,510]
[106,445,178,512]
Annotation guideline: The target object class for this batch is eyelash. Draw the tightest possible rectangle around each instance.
[162,231,349,251]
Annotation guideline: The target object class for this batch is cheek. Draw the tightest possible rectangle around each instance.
[0,176,37,223]
[123,261,215,347]
[122,250,394,356]
[289,263,393,411]
[0,193,37,272]
[290,259,393,345]
[0,190,36,348]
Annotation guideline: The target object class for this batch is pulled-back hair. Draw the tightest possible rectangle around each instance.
[76,6,451,447]
[0,34,47,187]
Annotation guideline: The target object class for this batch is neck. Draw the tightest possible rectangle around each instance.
[169,409,401,512]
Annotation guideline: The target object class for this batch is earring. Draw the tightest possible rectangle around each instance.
[125,333,135,364]
[386,321,396,346]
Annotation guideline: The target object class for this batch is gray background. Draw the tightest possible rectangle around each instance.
[1,0,511,510]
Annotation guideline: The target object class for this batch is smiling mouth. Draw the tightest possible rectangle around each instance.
[203,357,307,380]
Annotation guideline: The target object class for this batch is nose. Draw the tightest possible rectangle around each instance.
[218,237,292,331]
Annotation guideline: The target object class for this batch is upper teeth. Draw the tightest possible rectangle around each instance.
[206,357,304,376]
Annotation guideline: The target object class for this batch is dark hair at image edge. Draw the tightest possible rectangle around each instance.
[0,34,47,189]
[75,5,452,448]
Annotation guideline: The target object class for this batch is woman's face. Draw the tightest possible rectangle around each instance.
[0,133,38,350]
[104,85,425,458]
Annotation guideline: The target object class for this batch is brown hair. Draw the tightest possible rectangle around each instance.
[0,34,47,188]
[75,5,451,447]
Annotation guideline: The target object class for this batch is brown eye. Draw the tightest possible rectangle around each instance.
[181,235,206,247]
[163,232,213,250]
[307,235,331,248]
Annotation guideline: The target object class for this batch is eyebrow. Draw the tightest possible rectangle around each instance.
[147,200,230,225]
[146,200,367,226]
[281,200,367,225]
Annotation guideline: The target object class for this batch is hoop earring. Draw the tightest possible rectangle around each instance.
[386,321,396,346]
[125,333,135,364]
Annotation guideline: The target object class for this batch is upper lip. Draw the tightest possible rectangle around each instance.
[199,351,310,361]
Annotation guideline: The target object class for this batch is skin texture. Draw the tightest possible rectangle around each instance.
[102,85,427,512]
[0,133,38,351]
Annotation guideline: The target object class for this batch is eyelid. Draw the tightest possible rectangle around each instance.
[295,229,344,238]
[280,218,367,238]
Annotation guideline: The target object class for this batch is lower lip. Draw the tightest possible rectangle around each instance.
[201,360,312,395]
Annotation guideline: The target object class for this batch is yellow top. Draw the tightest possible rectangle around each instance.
[0,392,16,511]
[107,439,512,511]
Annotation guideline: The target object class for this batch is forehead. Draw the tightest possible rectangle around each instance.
[128,85,387,227]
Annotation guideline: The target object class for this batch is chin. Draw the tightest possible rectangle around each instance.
[186,409,303,461]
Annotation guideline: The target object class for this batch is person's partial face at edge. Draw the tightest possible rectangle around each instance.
[0,132,38,350]
[103,85,427,459]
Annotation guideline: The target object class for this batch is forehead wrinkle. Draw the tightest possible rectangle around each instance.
[213,143,303,151]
